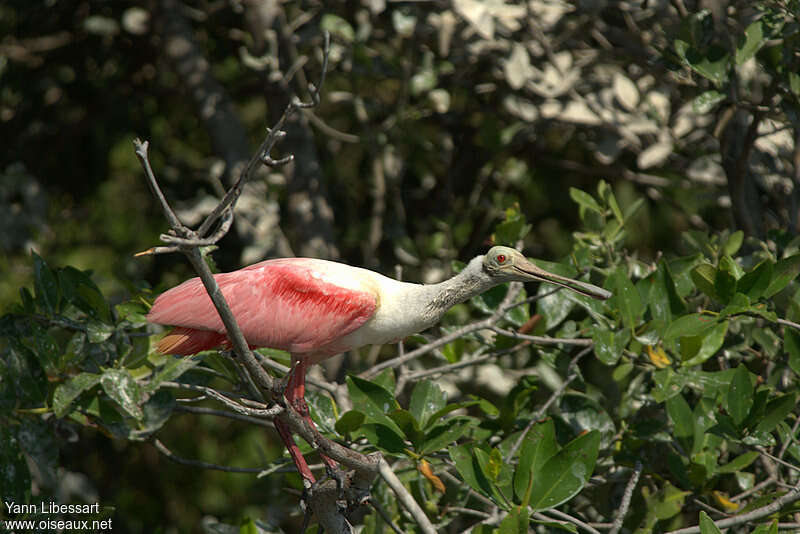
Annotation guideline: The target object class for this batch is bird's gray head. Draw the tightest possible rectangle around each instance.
[482,246,611,300]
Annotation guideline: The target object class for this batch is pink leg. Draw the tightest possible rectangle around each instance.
[285,357,339,473]
[274,417,316,483]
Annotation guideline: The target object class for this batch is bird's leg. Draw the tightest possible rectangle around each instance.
[274,417,316,484]
[286,357,348,501]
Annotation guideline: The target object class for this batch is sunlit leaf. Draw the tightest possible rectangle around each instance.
[529,431,600,511]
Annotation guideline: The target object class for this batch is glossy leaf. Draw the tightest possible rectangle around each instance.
[609,268,644,331]
[53,372,102,417]
[699,511,722,534]
[569,188,603,216]
[666,394,693,438]
[101,368,144,420]
[764,255,800,298]
[346,375,403,436]
[592,327,621,365]
[738,260,773,300]
[736,18,768,64]
[498,506,529,534]
[514,420,558,502]
[145,357,201,392]
[755,394,797,434]
[409,380,447,428]
[716,451,759,474]
[682,320,728,367]
[693,90,725,113]
[419,416,475,455]
[33,253,60,314]
[786,329,800,376]
[335,410,365,435]
[449,444,492,498]
[664,313,717,341]
[726,365,753,426]
[359,423,407,456]
[529,431,600,511]
[691,263,718,300]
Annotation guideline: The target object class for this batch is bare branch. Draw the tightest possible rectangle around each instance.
[609,461,643,534]
[664,480,800,534]
[152,438,269,474]
[378,459,437,534]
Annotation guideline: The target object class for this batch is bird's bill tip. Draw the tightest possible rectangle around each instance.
[514,259,611,300]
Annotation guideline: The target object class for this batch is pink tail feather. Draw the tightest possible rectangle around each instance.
[156,327,227,355]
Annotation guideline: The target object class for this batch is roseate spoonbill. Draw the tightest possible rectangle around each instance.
[147,246,610,483]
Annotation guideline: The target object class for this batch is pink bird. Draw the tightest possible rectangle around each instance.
[147,246,610,483]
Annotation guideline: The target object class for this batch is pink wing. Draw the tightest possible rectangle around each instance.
[147,258,378,356]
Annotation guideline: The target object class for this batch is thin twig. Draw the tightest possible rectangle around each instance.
[490,326,593,346]
[161,381,280,417]
[664,480,800,534]
[378,458,437,534]
[173,404,274,428]
[153,438,268,474]
[609,461,643,534]
[540,508,603,534]
[370,499,406,534]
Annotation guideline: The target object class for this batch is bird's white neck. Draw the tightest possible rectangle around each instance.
[419,256,495,322]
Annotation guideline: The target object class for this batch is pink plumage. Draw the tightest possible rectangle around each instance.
[147,258,378,358]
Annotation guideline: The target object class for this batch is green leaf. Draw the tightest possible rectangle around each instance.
[738,260,773,300]
[722,231,744,256]
[755,394,797,434]
[699,511,723,534]
[514,420,558,502]
[101,368,144,420]
[494,207,531,246]
[530,431,600,511]
[359,423,407,456]
[53,372,102,417]
[335,410,365,435]
[685,45,730,84]
[449,444,493,498]
[410,380,447,428]
[498,506,529,534]
[664,313,717,341]
[691,263,718,300]
[666,394,694,438]
[145,357,201,392]
[569,188,603,216]
[592,327,621,365]
[86,320,114,344]
[716,450,759,474]
[33,253,60,314]
[644,482,691,521]
[346,375,403,436]
[764,255,800,298]
[786,329,800,376]
[609,268,644,331]
[129,389,175,440]
[419,416,475,455]
[727,365,753,426]
[692,90,725,113]
[736,19,767,65]
[649,261,687,325]
[320,14,355,42]
[682,320,728,367]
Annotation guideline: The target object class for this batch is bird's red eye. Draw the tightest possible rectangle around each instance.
[497,254,506,264]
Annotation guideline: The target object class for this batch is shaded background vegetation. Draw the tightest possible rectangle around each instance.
[2,0,799,532]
